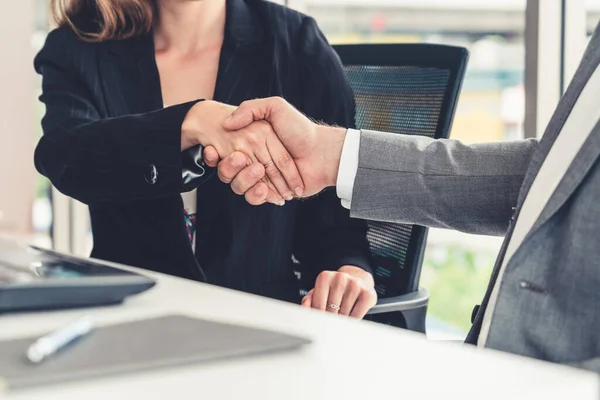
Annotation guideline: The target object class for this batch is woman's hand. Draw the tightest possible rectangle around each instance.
[182,100,304,203]
[302,266,377,319]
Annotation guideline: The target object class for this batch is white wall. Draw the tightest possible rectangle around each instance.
[0,1,36,235]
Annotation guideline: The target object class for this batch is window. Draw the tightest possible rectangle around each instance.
[297,0,526,339]
[587,0,600,37]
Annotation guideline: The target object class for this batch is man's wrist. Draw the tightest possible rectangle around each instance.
[335,128,360,208]
[317,125,347,187]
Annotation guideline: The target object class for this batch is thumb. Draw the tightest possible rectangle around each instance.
[301,289,314,308]
[223,98,277,131]
[223,107,256,131]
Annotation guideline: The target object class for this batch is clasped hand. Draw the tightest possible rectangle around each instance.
[182,98,376,318]
[182,100,304,205]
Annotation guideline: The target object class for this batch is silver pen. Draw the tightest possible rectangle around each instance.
[26,315,95,364]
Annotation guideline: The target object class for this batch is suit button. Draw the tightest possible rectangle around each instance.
[144,164,158,185]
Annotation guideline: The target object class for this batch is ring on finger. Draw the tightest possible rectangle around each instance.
[263,160,274,169]
[328,303,340,311]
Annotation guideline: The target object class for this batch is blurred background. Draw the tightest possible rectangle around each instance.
[1,0,598,339]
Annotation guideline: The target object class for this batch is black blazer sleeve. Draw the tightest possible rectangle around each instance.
[34,29,209,205]
[292,18,373,282]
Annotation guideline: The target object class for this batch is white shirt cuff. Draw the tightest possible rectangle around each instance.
[336,129,361,209]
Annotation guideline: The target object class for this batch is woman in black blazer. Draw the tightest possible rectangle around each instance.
[35,0,376,317]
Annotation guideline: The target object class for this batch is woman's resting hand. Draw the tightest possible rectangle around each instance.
[302,266,377,319]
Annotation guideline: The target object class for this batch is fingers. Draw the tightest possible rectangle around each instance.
[307,270,377,319]
[251,129,294,201]
[301,289,313,308]
[350,289,377,319]
[262,177,286,206]
[310,271,333,312]
[215,152,283,206]
[245,182,269,206]
[223,161,281,205]
[221,106,306,201]
[216,152,251,184]
[339,279,361,316]
[203,146,220,168]
[214,99,305,205]
[244,154,283,205]
[266,134,304,198]
[325,273,346,315]
[228,163,264,193]
[260,160,293,201]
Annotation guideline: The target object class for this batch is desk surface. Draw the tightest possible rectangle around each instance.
[0,261,598,400]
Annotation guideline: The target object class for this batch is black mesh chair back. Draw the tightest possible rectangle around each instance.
[333,44,468,331]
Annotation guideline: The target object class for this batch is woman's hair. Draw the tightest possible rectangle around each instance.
[50,0,156,42]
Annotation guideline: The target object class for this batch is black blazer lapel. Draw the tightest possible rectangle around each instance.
[213,40,276,106]
[214,0,277,105]
[102,34,162,117]
[194,0,278,257]
[101,33,203,280]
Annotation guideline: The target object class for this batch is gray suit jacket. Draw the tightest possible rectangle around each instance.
[350,26,600,372]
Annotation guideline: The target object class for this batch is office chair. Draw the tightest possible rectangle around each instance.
[333,43,469,333]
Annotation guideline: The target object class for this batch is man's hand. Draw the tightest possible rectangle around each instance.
[203,97,347,204]
[182,100,305,203]
[301,266,377,319]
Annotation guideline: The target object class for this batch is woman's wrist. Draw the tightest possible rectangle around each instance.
[181,100,212,151]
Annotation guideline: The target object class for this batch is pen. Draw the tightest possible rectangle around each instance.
[26,315,95,364]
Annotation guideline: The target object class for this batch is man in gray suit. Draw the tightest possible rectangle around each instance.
[202,25,600,372]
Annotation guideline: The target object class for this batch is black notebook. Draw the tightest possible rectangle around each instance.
[0,315,310,391]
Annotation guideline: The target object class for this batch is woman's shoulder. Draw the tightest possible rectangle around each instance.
[35,25,99,72]
[42,24,98,52]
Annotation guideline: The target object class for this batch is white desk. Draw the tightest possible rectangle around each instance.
[1,263,598,400]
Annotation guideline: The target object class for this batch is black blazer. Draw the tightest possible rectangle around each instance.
[34,0,372,303]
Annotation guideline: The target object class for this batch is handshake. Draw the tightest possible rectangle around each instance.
[182,97,347,205]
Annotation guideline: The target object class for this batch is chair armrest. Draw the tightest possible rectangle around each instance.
[367,288,429,315]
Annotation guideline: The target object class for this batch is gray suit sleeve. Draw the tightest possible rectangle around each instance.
[349,130,538,236]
